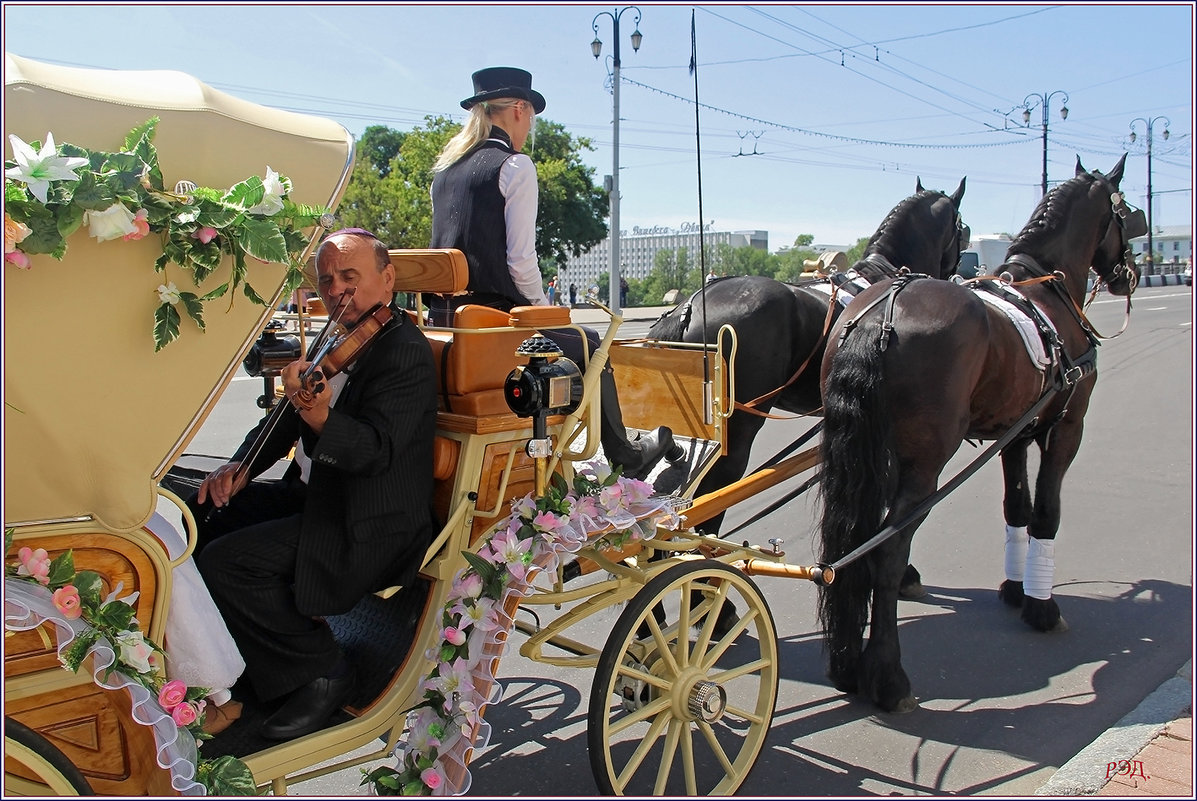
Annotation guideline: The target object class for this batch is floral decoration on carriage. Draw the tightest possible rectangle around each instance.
[4,529,256,795]
[4,117,329,350]
[363,462,680,795]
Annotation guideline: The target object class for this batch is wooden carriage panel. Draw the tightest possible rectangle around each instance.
[5,680,176,795]
[609,342,726,443]
[469,442,540,547]
[5,534,160,678]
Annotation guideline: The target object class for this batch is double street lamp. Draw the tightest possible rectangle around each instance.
[1129,116,1171,274]
[1022,90,1069,197]
[591,6,642,315]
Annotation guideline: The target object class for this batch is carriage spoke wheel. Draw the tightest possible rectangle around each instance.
[588,561,778,796]
[4,718,93,796]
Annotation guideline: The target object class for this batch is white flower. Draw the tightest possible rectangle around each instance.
[5,132,89,204]
[246,166,285,216]
[84,203,138,242]
[156,282,181,305]
[116,630,155,674]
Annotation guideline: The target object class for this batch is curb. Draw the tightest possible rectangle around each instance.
[1035,660,1193,796]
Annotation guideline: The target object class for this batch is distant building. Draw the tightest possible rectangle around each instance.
[1130,225,1192,273]
[559,224,768,290]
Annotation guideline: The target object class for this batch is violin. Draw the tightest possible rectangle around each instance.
[290,303,393,410]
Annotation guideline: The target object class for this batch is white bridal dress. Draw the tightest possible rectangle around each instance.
[146,511,245,706]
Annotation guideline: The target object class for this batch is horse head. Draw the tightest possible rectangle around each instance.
[1077,154,1141,297]
[1008,155,1139,300]
[861,178,968,280]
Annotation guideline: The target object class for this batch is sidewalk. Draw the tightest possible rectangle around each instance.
[1036,661,1192,797]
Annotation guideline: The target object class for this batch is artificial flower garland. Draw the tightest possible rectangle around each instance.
[3,117,329,351]
[362,462,680,796]
[3,530,256,795]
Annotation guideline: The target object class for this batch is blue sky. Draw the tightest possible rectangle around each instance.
[4,3,1192,251]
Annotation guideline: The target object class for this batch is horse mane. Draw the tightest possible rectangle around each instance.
[1007,172,1099,255]
[866,190,944,252]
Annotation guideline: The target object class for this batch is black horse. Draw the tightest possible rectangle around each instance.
[647,179,967,535]
[817,156,1140,713]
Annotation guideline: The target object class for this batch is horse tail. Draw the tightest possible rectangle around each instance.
[817,322,896,681]
[646,300,693,342]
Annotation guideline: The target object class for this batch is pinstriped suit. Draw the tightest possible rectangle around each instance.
[196,305,437,701]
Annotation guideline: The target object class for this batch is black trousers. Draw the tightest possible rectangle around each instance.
[192,479,341,702]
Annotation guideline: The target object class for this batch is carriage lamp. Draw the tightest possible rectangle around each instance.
[243,320,302,409]
[504,335,582,418]
[505,335,582,461]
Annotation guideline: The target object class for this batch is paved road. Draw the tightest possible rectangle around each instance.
[188,286,1193,796]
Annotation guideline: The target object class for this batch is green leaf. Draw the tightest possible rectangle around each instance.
[92,597,135,632]
[201,282,230,301]
[196,204,240,229]
[154,302,181,352]
[223,176,265,210]
[238,218,287,263]
[123,116,159,152]
[45,552,77,589]
[55,204,85,239]
[68,170,116,212]
[461,552,497,583]
[197,755,259,796]
[241,280,266,306]
[17,206,67,256]
[180,292,205,331]
[4,529,12,559]
[62,629,99,673]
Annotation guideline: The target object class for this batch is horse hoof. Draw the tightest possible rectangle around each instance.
[1050,616,1069,633]
[899,581,927,600]
[998,579,1024,608]
[891,695,919,714]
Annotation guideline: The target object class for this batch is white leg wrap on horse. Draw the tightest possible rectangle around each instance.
[1023,537,1055,600]
[1004,525,1028,582]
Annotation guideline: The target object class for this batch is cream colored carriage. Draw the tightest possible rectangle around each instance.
[4,54,823,797]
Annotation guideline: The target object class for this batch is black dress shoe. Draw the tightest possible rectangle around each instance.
[259,664,357,741]
[622,427,683,481]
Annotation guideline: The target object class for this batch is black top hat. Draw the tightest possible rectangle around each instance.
[460,67,546,114]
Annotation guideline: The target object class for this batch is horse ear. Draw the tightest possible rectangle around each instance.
[1107,153,1127,187]
[916,177,925,193]
[1075,155,1086,177]
[950,177,966,207]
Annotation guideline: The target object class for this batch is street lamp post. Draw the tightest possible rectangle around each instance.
[1130,116,1171,275]
[591,6,642,316]
[1022,90,1069,197]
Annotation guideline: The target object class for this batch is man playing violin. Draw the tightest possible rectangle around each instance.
[193,228,438,741]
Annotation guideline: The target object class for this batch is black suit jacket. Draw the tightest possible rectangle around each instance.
[231,305,438,615]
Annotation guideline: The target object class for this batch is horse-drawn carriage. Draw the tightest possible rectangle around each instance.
[3,54,824,796]
[5,53,1142,798]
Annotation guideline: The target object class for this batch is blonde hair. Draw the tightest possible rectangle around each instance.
[433,98,534,173]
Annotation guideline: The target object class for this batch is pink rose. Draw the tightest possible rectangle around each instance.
[17,546,52,585]
[171,701,198,727]
[443,626,467,646]
[193,226,218,244]
[51,585,82,619]
[122,209,150,241]
[5,249,31,269]
[420,767,443,790]
[157,679,188,710]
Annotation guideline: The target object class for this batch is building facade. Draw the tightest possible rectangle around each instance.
[558,224,768,290]
[1129,225,1192,273]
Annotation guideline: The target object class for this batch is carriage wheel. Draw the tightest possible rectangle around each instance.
[4,718,93,796]
[588,561,778,796]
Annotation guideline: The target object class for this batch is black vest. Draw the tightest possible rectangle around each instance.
[429,127,529,306]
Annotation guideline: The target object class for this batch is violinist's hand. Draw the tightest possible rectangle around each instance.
[198,462,247,508]
[281,360,332,433]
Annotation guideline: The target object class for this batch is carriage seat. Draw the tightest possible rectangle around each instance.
[425,303,573,416]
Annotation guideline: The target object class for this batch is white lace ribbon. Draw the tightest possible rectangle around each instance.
[4,579,206,796]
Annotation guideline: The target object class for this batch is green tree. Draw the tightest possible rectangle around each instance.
[529,120,608,266]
